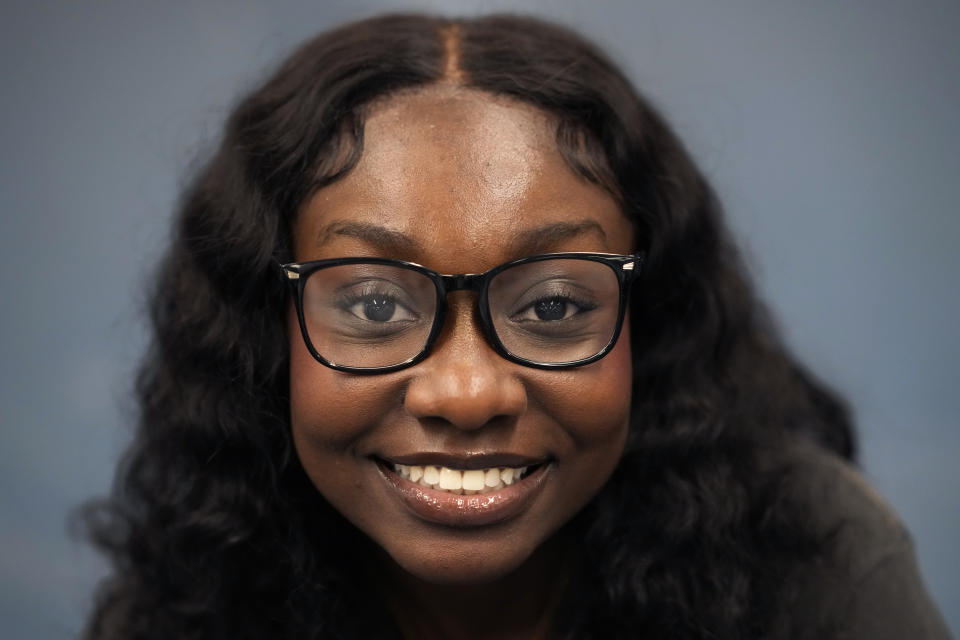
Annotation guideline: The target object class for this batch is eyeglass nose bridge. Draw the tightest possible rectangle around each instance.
[428,272,500,357]
[438,272,485,293]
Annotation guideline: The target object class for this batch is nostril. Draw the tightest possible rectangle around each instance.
[403,369,527,431]
[401,316,527,430]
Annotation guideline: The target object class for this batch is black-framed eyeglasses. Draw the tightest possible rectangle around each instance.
[281,252,642,373]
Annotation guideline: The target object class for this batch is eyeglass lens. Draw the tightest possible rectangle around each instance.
[487,259,620,364]
[300,258,620,368]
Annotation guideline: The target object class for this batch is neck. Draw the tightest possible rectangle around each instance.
[374,534,570,640]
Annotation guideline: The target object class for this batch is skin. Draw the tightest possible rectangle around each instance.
[288,85,634,638]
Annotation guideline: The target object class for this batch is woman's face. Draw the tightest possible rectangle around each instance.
[289,86,634,585]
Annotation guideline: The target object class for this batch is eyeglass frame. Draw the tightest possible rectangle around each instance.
[280,251,643,374]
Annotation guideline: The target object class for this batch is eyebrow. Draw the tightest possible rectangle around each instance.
[317,221,423,255]
[315,219,608,259]
[507,220,608,256]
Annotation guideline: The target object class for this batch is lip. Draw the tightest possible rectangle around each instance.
[377,459,551,528]
[380,452,546,470]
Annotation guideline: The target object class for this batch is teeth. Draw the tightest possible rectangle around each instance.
[462,470,484,491]
[438,467,462,491]
[391,463,535,494]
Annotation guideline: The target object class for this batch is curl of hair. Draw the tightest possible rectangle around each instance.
[82,14,855,639]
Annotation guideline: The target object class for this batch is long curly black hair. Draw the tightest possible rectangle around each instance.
[83,13,855,639]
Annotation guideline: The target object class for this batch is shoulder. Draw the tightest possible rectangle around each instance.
[782,442,909,577]
[774,442,951,640]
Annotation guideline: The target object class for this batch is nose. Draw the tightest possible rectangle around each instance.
[403,303,527,431]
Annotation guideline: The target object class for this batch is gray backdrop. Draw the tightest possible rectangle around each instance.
[1,1,957,637]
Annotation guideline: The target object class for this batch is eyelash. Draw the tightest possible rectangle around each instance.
[512,290,598,321]
[338,286,404,309]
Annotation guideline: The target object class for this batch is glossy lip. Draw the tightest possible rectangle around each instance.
[377,458,552,528]
[380,451,546,470]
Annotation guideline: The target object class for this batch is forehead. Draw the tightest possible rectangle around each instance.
[294,86,632,269]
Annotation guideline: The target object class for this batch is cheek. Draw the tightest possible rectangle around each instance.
[288,313,407,529]
[535,328,632,451]
[288,311,397,455]
[526,328,631,528]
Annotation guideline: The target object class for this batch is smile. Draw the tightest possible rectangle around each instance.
[378,457,550,527]
[391,463,533,494]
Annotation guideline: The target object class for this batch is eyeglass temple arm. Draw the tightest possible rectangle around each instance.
[623,252,645,276]
[278,261,301,280]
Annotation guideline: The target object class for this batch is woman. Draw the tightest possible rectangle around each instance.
[83,14,949,639]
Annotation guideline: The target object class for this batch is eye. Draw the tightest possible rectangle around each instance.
[344,292,417,323]
[513,295,595,322]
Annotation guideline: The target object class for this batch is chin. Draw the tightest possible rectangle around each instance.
[380,528,548,587]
